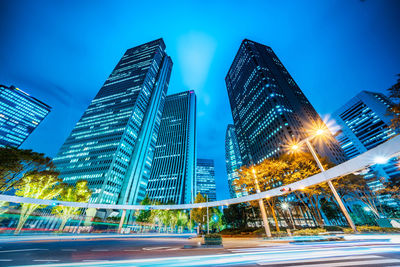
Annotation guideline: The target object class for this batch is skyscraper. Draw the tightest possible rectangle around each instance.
[146,91,196,204]
[225,39,345,166]
[333,91,400,191]
[0,85,51,148]
[54,39,173,205]
[196,159,216,201]
[225,124,244,198]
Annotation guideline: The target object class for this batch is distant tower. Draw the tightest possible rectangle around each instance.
[146,91,197,204]
[0,85,51,148]
[196,159,217,201]
[333,91,400,191]
[54,39,173,205]
[225,124,245,198]
[225,39,345,165]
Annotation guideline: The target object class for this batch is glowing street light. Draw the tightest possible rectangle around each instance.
[281,202,289,210]
[287,126,357,232]
[315,129,325,136]
[374,156,388,165]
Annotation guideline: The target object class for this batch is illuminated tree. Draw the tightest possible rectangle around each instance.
[335,174,385,218]
[135,195,152,223]
[190,193,210,230]
[14,171,63,234]
[279,153,330,227]
[387,74,400,131]
[0,201,8,216]
[236,159,287,231]
[0,147,54,193]
[176,210,189,232]
[51,180,91,231]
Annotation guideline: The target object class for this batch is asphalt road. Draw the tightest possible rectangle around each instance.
[1,236,400,266]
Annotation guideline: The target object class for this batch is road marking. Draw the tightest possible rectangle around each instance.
[91,249,109,251]
[294,259,400,267]
[166,247,181,251]
[82,260,110,262]
[61,249,77,251]
[124,249,140,251]
[0,248,48,253]
[257,255,400,266]
[0,259,12,262]
[33,260,60,262]
[142,246,171,250]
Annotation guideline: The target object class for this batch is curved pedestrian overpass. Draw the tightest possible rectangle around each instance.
[1,135,399,210]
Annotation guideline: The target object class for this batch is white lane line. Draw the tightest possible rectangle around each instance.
[123,249,140,251]
[0,259,12,262]
[33,260,60,262]
[82,260,110,262]
[0,248,48,253]
[90,249,109,251]
[61,249,77,251]
[142,246,171,250]
[257,255,382,265]
[294,258,400,267]
[166,247,181,251]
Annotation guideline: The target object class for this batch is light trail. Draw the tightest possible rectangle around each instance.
[16,241,400,267]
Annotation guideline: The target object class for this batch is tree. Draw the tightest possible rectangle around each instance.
[135,195,152,223]
[387,74,400,131]
[335,174,384,218]
[14,171,63,234]
[0,147,54,193]
[51,180,91,231]
[236,158,287,231]
[176,210,189,232]
[222,203,249,229]
[190,193,210,230]
[0,201,8,216]
[279,153,331,227]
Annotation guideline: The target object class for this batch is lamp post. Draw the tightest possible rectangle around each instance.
[206,195,209,234]
[290,129,357,232]
[253,168,272,238]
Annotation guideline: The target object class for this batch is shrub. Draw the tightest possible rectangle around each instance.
[324,226,344,232]
[357,226,400,233]
[293,228,327,236]
[204,233,222,245]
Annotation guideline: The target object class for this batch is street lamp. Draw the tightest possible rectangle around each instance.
[289,128,357,232]
[252,168,272,238]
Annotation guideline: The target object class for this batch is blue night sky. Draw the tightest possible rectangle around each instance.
[1,0,399,200]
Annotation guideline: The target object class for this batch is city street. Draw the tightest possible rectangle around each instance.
[1,235,400,266]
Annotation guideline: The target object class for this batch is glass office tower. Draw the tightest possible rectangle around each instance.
[333,91,400,192]
[0,85,51,148]
[146,91,196,204]
[196,159,217,201]
[225,39,345,166]
[54,39,173,205]
[225,124,245,198]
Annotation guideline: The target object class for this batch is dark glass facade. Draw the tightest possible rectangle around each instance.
[0,85,51,148]
[225,39,345,166]
[333,91,400,193]
[146,91,197,204]
[225,124,244,198]
[196,158,216,201]
[54,39,172,205]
